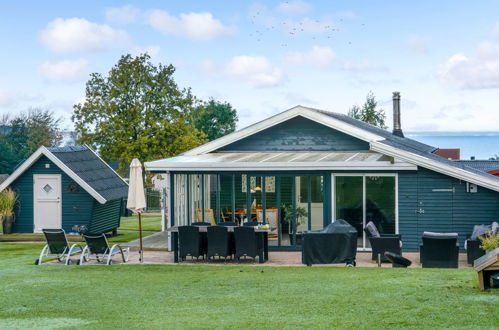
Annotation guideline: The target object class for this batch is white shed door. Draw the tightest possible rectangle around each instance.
[33,174,62,233]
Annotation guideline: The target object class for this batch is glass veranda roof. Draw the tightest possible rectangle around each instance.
[145,151,417,172]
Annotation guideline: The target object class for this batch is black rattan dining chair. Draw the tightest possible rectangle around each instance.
[207,226,234,260]
[234,226,263,262]
[178,226,206,261]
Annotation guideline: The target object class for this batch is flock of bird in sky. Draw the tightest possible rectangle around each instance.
[247,4,366,47]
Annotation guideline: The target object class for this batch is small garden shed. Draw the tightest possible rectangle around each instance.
[0,145,128,234]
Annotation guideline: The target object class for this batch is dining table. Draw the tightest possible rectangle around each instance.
[168,225,269,263]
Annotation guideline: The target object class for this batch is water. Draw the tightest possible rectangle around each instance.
[406,132,499,160]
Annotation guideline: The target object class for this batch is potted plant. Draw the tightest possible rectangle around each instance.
[282,204,308,245]
[0,188,18,234]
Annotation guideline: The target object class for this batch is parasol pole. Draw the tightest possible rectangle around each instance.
[138,211,143,263]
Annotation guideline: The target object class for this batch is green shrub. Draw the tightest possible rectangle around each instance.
[479,232,499,252]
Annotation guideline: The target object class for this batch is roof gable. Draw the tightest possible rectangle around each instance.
[183,106,385,156]
[218,116,369,152]
[0,145,128,203]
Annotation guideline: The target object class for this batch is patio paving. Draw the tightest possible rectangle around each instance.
[69,249,470,268]
[119,231,470,268]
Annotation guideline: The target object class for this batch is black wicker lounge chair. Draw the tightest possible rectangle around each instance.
[364,221,402,262]
[384,251,412,268]
[234,226,264,261]
[207,226,234,260]
[79,234,130,265]
[420,232,459,268]
[178,226,206,261]
[36,229,84,265]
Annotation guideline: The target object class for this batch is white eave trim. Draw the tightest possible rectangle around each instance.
[145,161,417,172]
[371,141,499,192]
[0,146,108,203]
[182,106,384,156]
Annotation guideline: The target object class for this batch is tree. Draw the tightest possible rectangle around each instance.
[348,91,387,129]
[191,99,238,141]
[8,108,62,158]
[72,54,207,176]
[0,109,61,173]
[490,155,499,160]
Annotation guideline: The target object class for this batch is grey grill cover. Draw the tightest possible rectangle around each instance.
[301,219,358,265]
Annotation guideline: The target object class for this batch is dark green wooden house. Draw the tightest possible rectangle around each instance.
[146,93,499,251]
[0,145,128,234]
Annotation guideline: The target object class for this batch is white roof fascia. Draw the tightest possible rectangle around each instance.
[371,141,499,192]
[182,106,384,156]
[0,146,108,203]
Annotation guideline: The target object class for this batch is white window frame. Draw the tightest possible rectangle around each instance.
[331,173,399,251]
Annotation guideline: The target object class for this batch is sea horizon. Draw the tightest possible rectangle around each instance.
[405,131,499,160]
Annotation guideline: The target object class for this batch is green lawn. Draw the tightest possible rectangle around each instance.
[119,215,162,231]
[0,244,498,329]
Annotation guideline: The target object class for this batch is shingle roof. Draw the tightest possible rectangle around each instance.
[454,160,499,173]
[309,108,437,153]
[306,107,499,183]
[47,145,128,201]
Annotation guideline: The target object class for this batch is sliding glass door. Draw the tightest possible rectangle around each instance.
[333,174,397,250]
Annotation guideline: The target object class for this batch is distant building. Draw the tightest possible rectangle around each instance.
[456,160,499,177]
[435,148,460,160]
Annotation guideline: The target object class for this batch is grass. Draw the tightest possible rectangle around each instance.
[0,244,498,329]
[0,215,161,243]
[119,215,162,231]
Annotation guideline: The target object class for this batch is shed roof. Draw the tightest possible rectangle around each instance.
[48,146,129,201]
[0,145,128,203]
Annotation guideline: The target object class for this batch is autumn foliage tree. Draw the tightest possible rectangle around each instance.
[72,54,207,175]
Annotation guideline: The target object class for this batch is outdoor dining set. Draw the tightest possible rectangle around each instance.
[168,221,270,263]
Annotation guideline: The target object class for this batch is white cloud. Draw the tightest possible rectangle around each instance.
[146,10,235,40]
[407,35,430,54]
[132,45,161,62]
[224,55,284,87]
[341,60,387,73]
[105,5,140,24]
[438,53,499,89]
[493,22,499,40]
[276,1,311,15]
[438,22,499,89]
[0,90,14,107]
[38,59,90,82]
[284,46,336,67]
[39,18,130,52]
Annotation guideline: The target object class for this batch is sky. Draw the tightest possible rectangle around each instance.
[1,0,499,132]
